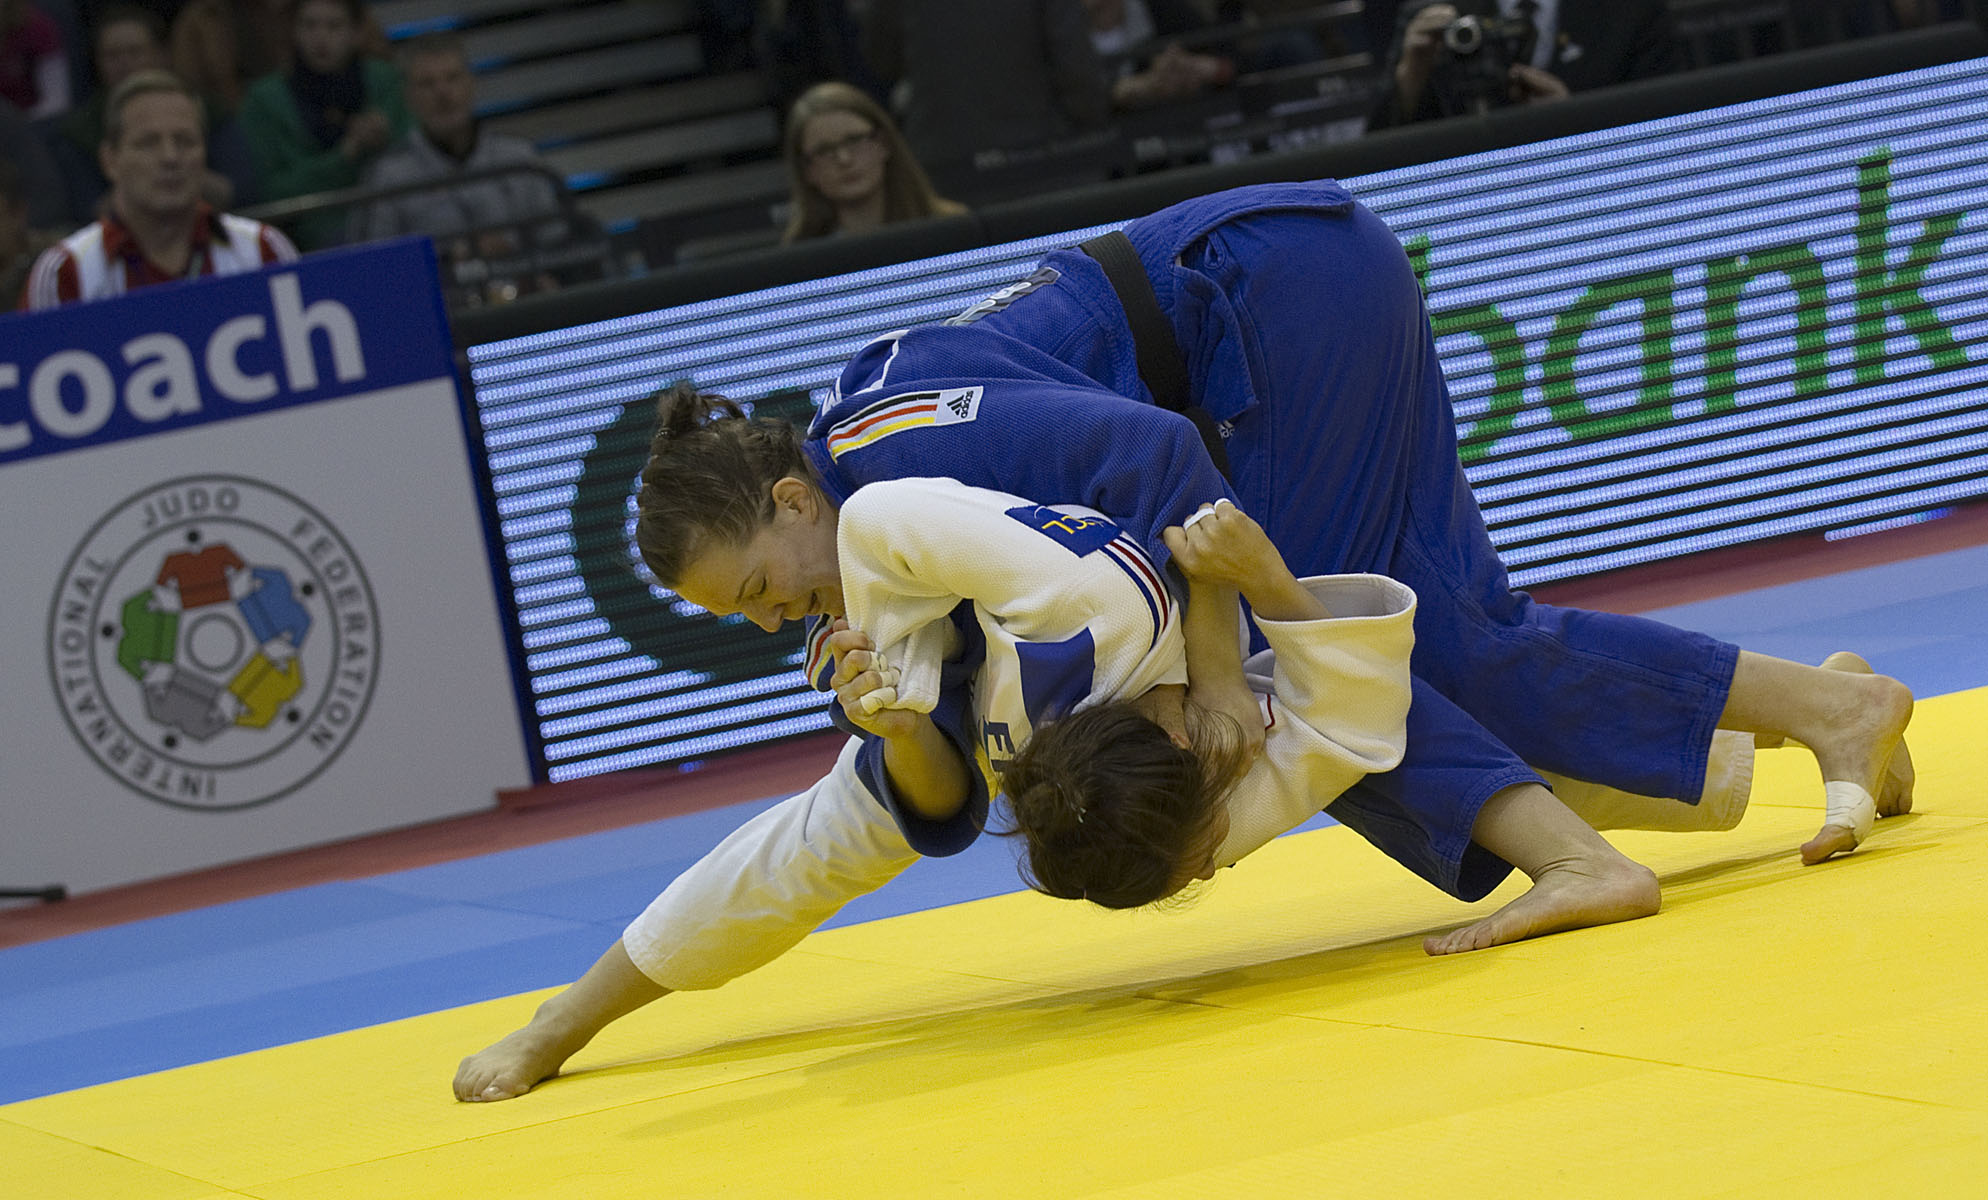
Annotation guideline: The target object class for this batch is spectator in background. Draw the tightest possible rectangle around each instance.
[781,79,963,243]
[49,6,253,222]
[237,0,407,248]
[863,0,1109,173]
[0,156,64,300]
[2,0,69,115]
[1368,0,1675,130]
[355,33,563,244]
[1083,0,1233,110]
[21,70,295,308]
[172,0,387,116]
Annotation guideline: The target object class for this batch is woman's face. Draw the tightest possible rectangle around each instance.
[97,18,169,89]
[669,480,844,632]
[294,0,360,75]
[799,109,888,209]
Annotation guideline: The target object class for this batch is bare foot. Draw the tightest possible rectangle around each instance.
[1757,651,1908,818]
[1798,660,1913,865]
[1818,651,1914,817]
[452,941,667,1102]
[1424,856,1659,956]
[453,1018,585,1102]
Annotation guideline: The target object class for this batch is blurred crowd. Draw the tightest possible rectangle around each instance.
[5,0,576,308]
[3,0,1979,311]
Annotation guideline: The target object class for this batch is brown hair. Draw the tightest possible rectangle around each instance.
[96,4,169,50]
[998,700,1248,910]
[103,69,204,147]
[633,382,811,586]
[781,81,965,243]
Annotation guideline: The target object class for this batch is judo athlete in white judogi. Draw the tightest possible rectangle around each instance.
[623,476,1420,987]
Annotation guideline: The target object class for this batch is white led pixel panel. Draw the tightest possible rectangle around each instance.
[467,59,1988,782]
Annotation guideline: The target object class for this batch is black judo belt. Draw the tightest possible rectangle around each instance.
[1078,230,1232,480]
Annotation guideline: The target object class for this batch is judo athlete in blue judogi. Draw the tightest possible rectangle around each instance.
[804,179,1910,908]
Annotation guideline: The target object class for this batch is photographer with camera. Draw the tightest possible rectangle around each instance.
[1368,0,1676,129]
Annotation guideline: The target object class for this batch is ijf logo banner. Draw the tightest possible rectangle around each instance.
[49,475,379,810]
[2,240,528,893]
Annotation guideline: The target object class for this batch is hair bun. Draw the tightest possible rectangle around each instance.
[651,381,744,439]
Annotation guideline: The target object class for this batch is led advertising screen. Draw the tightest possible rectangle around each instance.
[465,58,1988,782]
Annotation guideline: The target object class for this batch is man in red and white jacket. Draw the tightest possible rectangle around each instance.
[21,69,296,310]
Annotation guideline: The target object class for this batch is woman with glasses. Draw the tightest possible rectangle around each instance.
[781,80,964,243]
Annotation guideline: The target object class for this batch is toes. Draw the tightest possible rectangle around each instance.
[1425,923,1493,956]
[455,1054,534,1103]
[1800,823,1860,865]
[483,1069,536,1102]
[1425,929,1464,956]
[464,1078,524,1103]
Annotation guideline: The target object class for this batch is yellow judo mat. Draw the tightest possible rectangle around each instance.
[8,687,1986,1199]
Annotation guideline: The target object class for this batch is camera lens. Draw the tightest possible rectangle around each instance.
[1442,15,1484,54]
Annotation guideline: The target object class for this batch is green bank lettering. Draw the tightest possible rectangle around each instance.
[1408,149,1974,463]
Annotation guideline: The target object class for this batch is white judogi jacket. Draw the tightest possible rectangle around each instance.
[622,478,1419,990]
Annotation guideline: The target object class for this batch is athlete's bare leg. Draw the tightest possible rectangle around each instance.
[453,940,668,1102]
[1425,782,1661,956]
[1718,650,1912,864]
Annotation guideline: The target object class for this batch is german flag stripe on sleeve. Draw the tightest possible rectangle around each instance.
[804,617,836,691]
[824,387,981,458]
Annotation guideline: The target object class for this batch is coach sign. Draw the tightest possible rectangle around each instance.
[1,239,528,893]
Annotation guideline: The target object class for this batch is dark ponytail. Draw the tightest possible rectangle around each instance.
[634,382,811,586]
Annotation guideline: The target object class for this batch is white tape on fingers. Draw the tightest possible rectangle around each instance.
[1184,498,1238,530]
[1823,779,1876,845]
[858,687,899,716]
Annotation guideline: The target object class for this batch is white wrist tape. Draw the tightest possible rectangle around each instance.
[1823,780,1876,846]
